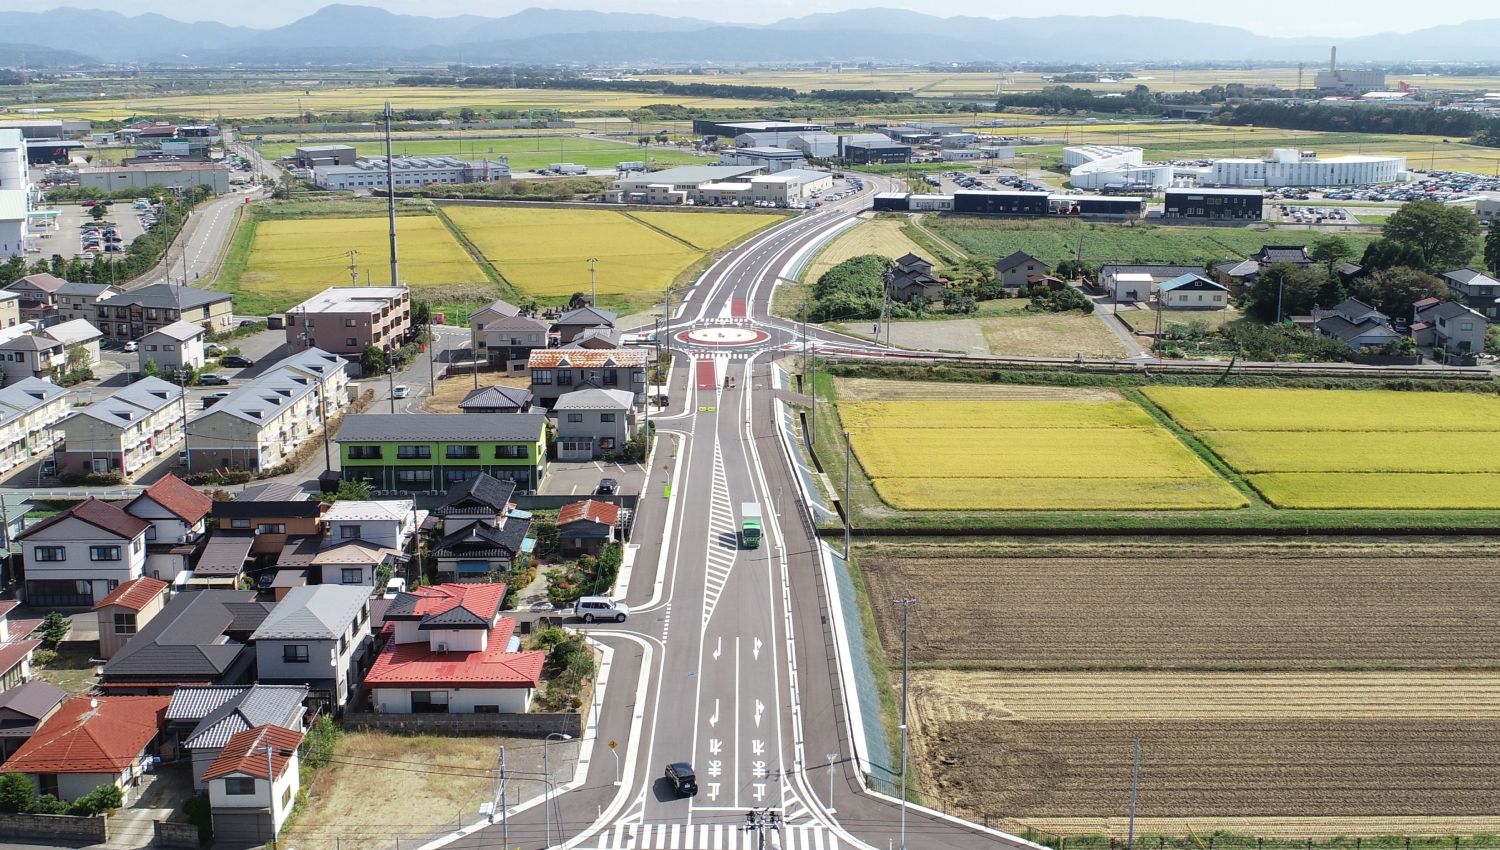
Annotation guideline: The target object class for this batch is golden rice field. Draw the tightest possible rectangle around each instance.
[1144,387,1500,509]
[840,390,1246,510]
[29,86,778,121]
[627,210,783,251]
[802,218,931,282]
[241,215,483,299]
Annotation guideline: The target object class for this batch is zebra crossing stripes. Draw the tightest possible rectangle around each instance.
[591,822,840,850]
[702,440,739,624]
[686,350,758,360]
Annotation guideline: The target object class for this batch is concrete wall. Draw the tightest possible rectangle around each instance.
[152,819,201,848]
[344,709,578,736]
[372,685,530,714]
[0,812,108,843]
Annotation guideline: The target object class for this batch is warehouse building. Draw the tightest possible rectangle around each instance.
[0,118,91,140]
[785,132,840,159]
[1180,148,1405,187]
[1064,145,1172,191]
[1164,188,1265,221]
[871,190,1142,219]
[293,145,357,167]
[607,165,763,205]
[953,190,1051,216]
[0,130,31,259]
[693,119,823,138]
[747,170,833,206]
[838,134,910,165]
[312,156,509,191]
[718,147,807,173]
[80,162,230,194]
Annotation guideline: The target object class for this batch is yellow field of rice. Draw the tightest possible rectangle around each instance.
[841,392,1245,511]
[627,211,783,251]
[1144,387,1500,509]
[243,215,483,297]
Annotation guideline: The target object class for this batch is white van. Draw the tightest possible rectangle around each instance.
[574,596,629,623]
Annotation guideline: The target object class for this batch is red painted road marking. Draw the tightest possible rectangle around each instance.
[695,358,717,391]
[731,298,747,318]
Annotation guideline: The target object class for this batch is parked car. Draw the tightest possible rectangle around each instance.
[574,596,629,623]
[122,341,137,352]
[198,373,229,385]
[219,355,254,368]
[391,384,410,399]
[664,763,698,797]
[596,477,618,495]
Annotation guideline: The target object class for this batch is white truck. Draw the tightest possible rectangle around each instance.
[550,163,589,175]
[617,161,646,172]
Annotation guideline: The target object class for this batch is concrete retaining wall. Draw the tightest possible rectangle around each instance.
[153,820,201,848]
[0,812,108,843]
[342,711,581,737]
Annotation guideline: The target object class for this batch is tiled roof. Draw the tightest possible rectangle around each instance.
[0,681,66,725]
[310,541,393,566]
[559,499,620,528]
[93,577,169,612]
[165,686,247,722]
[336,413,545,443]
[364,618,544,689]
[194,533,254,577]
[182,685,307,749]
[557,306,618,327]
[438,473,515,515]
[98,283,231,311]
[994,250,1040,271]
[527,349,645,369]
[9,273,67,293]
[131,473,212,524]
[251,585,369,641]
[384,583,504,628]
[458,386,532,411]
[101,591,267,680]
[203,724,303,781]
[0,639,40,675]
[2,695,169,773]
[16,497,150,542]
[433,518,528,560]
[324,500,411,523]
[480,315,548,334]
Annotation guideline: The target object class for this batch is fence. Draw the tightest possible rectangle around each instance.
[152,819,201,848]
[341,711,581,737]
[0,812,108,843]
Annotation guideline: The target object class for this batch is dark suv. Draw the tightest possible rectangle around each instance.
[665,762,697,797]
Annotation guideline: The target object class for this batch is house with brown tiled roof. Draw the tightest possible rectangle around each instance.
[126,473,211,582]
[527,348,646,407]
[1,694,169,803]
[0,599,42,692]
[205,724,304,849]
[0,681,66,761]
[557,499,620,555]
[93,576,170,660]
[15,497,151,608]
[99,590,272,694]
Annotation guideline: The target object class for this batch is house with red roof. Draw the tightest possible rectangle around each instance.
[0,599,42,692]
[126,473,211,583]
[15,497,151,609]
[364,583,544,714]
[93,576,170,660]
[557,499,620,555]
[0,694,169,803]
[204,724,303,849]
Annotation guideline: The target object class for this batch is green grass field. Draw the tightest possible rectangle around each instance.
[926,217,1378,266]
[254,135,707,172]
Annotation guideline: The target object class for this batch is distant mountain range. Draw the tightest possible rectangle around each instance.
[2,5,1498,67]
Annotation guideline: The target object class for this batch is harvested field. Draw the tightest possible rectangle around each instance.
[859,554,1500,668]
[834,377,1118,402]
[979,313,1133,358]
[1003,816,1500,841]
[803,217,931,281]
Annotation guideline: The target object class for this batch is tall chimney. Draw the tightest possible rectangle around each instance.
[1330,46,1337,73]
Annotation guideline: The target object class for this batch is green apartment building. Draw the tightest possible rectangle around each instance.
[336,413,547,492]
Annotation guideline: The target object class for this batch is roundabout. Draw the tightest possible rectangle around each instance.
[675,325,771,347]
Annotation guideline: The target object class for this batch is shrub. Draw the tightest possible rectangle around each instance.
[29,794,68,815]
[1026,286,1093,313]
[68,784,122,816]
[61,471,124,486]
[182,793,213,843]
[183,470,254,486]
[0,772,35,814]
[301,716,341,770]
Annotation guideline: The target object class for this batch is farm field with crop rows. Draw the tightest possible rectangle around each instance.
[253,135,705,172]
[839,390,1244,510]
[627,210,783,251]
[1144,387,1500,508]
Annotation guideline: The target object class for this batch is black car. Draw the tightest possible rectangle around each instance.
[220,355,254,368]
[665,762,697,797]
[596,478,618,495]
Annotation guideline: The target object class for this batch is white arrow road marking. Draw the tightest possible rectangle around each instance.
[713,636,722,660]
[709,699,720,727]
[754,699,765,727]
[753,637,762,660]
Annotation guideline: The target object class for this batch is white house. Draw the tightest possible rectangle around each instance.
[139,320,207,374]
[1157,273,1230,310]
[15,497,150,608]
[251,584,371,710]
[124,473,211,583]
[204,724,303,850]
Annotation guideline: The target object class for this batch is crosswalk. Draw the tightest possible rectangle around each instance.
[589,822,841,850]
[685,350,758,360]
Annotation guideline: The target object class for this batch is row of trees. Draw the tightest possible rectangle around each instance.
[1218,101,1500,146]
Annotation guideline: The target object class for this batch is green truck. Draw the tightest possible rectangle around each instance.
[740,502,763,549]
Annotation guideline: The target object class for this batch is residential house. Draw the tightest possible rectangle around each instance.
[553,388,637,461]
[125,473,211,582]
[1312,298,1401,351]
[186,367,321,473]
[189,533,256,590]
[467,298,520,332]
[165,684,307,790]
[283,286,411,357]
[53,281,121,323]
[0,600,40,692]
[16,498,150,608]
[564,328,623,350]
[458,385,533,414]
[95,284,234,339]
[99,590,272,694]
[212,493,324,566]
[476,315,549,372]
[0,318,102,381]
[0,694,169,804]
[1211,258,1264,290]
[434,473,515,530]
[0,290,19,329]
[1440,268,1500,319]
[557,499,620,555]
[337,413,548,492]
[528,349,647,408]
[323,499,422,554]
[1413,298,1488,356]
[0,494,33,589]
[886,253,949,304]
[5,273,66,321]
[310,542,397,589]
[0,377,69,465]
[138,320,206,374]
[555,306,617,344]
[432,515,530,583]
[1249,245,1312,267]
[364,583,544,714]
[994,251,1051,290]
[56,376,184,479]
[93,576,170,660]
[0,681,66,760]
[252,585,372,710]
[1157,273,1230,310]
[0,402,27,476]
[204,724,304,850]
[1102,265,1204,303]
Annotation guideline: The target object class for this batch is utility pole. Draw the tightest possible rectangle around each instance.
[383,101,399,287]
[427,307,437,396]
[743,809,782,850]
[843,429,852,558]
[892,597,918,850]
[491,745,508,850]
[469,303,479,390]
[346,250,359,286]
[177,367,191,473]
[387,365,396,413]
[586,257,598,307]
[1126,736,1141,850]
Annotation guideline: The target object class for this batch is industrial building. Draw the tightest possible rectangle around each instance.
[80,162,231,194]
[311,156,509,191]
[1314,48,1385,94]
[692,119,823,138]
[838,134,910,165]
[717,147,807,173]
[607,165,764,205]
[745,170,833,206]
[785,132,840,159]
[1182,148,1406,187]
[25,140,84,165]
[0,119,91,140]
[876,191,1143,219]
[1064,145,1172,191]
[0,130,32,259]
[1164,188,1265,221]
[293,145,357,168]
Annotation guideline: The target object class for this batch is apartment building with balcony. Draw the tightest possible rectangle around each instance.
[96,284,234,339]
[0,377,70,470]
[56,377,184,479]
[186,367,321,473]
[0,318,102,381]
[284,287,410,358]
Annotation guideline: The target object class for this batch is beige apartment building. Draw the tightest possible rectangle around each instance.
[284,286,411,357]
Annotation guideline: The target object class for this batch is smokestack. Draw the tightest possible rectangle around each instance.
[1330,46,1337,73]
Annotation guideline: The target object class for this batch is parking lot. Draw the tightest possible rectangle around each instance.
[540,459,648,499]
[27,200,151,261]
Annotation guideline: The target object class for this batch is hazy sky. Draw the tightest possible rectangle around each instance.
[0,0,1477,38]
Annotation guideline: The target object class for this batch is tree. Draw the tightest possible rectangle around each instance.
[1360,238,1427,273]
[413,300,431,329]
[1486,224,1500,276]
[1352,266,1450,318]
[319,479,371,503]
[1242,263,1331,323]
[0,773,35,814]
[65,345,91,372]
[1383,200,1482,271]
[1308,235,1355,271]
[89,205,108,222]
[39,611,70,648]
[141,358,159,378]
[360,345,388,375]
[458,107,478,122]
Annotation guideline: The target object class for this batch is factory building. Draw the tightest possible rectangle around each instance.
[1164,188,1265,221]
[692,119,824,138]
[311,156,509,191]
[838,134,910,165]
[873,190,1143,220]
[1314,47,1385,94]
[953,190,1052,216]
[1064,145,1172,191]
[607,165,764,205]
[1,130,32,259]
[0,118,92,140]
[293,145,357,167]
[608,164,830,207]
[785,132,840,159]
[733,131,807,149]
[1181,148,1406,188]
[718,147,808,173]
[745,170,833,206]
[80,162,231,194]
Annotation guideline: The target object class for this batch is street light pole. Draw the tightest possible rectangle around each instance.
[892,597,918,850]
[387,365,396,413]
[543,732,572,848]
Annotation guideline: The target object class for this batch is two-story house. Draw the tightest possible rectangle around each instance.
[5,273,66,321]
[363,583,543,714]
[555,306,616,344]
[552,388,637,461]
[57,376,184,479]
[430,474,529,583]
[16,498,150,608]
[99,590,272,694]
[0,377,69,465]
[0,290,18,330]
[0,319,103,382]
[466,298,520,331]
[477,315,550,373]
[212,490,325,567]
[204,724,304,850]
[1413,297,1489,356]
[138,320,207,374]
[166,684,307,790]
[252,585,372,711]
[528,349,647,408]
[54,281,122,323]
[993,251,1050,290]
[95,284,234,339]
[434,474,515,531]
[186,367,321,473]
[336,413,548,492]
[323,500,422,554]
[125,473,211,582]
[0,599,41,693]
[1440,268,1500,318]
